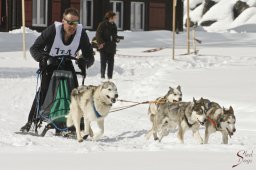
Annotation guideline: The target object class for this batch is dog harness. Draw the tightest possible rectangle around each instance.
[92,99,102,118]
[184,115,197,128]
[207,113,225,130]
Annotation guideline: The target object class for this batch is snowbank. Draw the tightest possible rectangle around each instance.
[185,0,256,32]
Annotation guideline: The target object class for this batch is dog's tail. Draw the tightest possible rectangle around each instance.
[66,113,74,127]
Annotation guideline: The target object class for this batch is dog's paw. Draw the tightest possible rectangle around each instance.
[92,132,103,141]
[199,138,204,144]
[78,139,83,143]
[178,139,184,144]
[83,135,89,140]
[92,135,102,141]
[144,131,152,140]
[92,136,99,141]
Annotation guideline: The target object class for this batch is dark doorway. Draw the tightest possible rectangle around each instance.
[0,0,7,31]
[61,0,70,16]
[170,0,184,32]
[10,0,22,30]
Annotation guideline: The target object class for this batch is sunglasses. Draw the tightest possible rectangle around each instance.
[64,18,79,25]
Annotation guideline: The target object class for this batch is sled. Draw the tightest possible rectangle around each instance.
[38,69,75,136]
[21,56,85,137]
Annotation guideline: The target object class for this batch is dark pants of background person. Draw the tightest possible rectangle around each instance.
[100,52,115,79]
[27,61,78,123]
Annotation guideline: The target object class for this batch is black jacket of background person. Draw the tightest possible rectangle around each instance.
[96,20,118,54]
[30,23,94,70]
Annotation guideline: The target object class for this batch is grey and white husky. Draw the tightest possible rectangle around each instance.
[66,82,118,142]
[146,86,182,140]
[147,98,207,143]
[203,99,236,144]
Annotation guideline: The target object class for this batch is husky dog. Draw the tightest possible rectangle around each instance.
[149,98,207,143]
[66,82,118,142]
[203,99,236,144]
[146,86,182,140]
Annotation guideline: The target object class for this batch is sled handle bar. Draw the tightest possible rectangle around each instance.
[44,56,86,85]
[61,56,87,85]
[75,71,83,75]
[54,55,78,61]
[55,56,85,76]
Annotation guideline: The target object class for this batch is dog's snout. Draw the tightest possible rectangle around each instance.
[111,98,116,103]
[201,119,207,125]
[179,97,182,101]
[115,94,118,98]
[198,118,207,126]
[233,128,236,132]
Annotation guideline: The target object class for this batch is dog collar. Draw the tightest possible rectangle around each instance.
[92,100,102,118]
[184,115,196,128]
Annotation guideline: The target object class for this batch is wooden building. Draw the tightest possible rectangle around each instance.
[0,0,183,32]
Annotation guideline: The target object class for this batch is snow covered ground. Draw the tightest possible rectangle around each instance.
[1,28,255,169]
[1,22,256,170]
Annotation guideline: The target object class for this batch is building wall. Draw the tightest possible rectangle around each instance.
[70,0,80,11]
[0,0,2,26]
[149,2,166,30]
[1,0,184,32]
[25,0,32,26]
[51,0,62,23]
[149,0,183,31]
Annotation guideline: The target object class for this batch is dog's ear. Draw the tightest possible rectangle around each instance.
[199,97,204,103]
[199,97,205,108]
[169,86,173,91]
[223,107,227,113]
[101,82,109,89]
[193,97,196,104]
[229,106,234,113]
[99,83,104,90]
[177,85,181,91]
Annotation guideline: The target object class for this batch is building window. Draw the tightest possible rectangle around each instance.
[110,1,123,30]
[80,0,93,29]
[131,2,145,31]
[32,0,48,27]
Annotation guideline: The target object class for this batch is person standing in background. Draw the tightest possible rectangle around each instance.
[96,11,120,82]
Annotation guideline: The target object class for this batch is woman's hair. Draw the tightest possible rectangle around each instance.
[63,8,80,18]
[104,11,116,20]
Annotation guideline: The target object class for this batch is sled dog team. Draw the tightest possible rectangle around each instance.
[67,82,236,144]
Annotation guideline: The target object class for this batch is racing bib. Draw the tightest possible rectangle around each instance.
[49,22,82,57]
